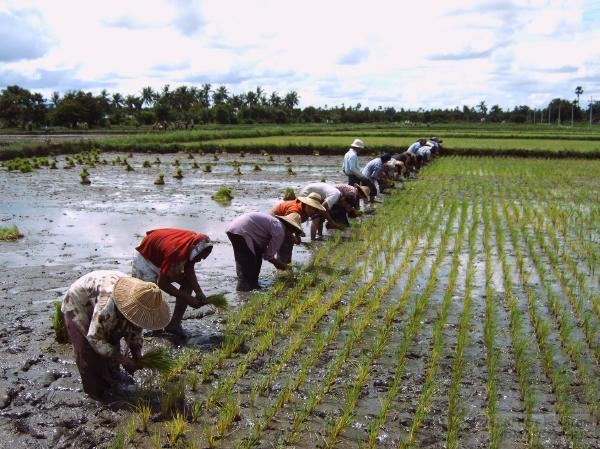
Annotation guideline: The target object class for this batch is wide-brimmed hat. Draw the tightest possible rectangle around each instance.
[110,277,171,330]
[298,192,326,211]
[350,138,365,149]
[353,183,370,199]
[276,212,305,236]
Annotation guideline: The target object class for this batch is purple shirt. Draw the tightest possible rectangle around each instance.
[226,212,285,261]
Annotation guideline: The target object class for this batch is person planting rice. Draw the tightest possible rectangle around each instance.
[362,153,393,201]
[297,182,346,240]
[329,183,370,226]
[226,212,306,291]
[61,270,170,400]
[132,228,213,337]
[270,191,325,262]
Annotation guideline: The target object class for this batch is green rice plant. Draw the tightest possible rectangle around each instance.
[143,160,151,168]
[154,157,161,164]
[252,164,262,171]
[165,412,186,446]
[140,347,176,373]
[287,165,295,175]
[173,167,184,179]
[79,168,91,185]
[212,186,233,203]
[160,377,186,415]
[125,162,134,171]
[51,301,69,343]
[173,159,180,166]
[285,156,292,163]
[186,370,200,392]
[0,225,23,241]
[151,429,162,449]
[205,293,229,309]
[136,400,152,433]
[203,163,212,172]
[154,174,165,185]
[283,187,295,200]
[107,430,125,449]
[268,155,274,161]
[190,399,202,422]
[213,153,219,161]
[191,161,199,169]
[124,415,138,442]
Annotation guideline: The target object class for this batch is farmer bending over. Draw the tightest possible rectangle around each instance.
[61,270,170,400]
[132,228,213,337]
[270,192,325,262]
[226,212,306,291]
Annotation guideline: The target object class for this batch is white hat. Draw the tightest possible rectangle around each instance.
[350,139,365,149]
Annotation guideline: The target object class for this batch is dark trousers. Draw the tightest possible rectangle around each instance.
[227,232,263,291]
[348,174,377,200]
[329,204,350,226]
[65,311,118,399]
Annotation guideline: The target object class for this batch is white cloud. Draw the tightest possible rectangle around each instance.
[0,0,598,110]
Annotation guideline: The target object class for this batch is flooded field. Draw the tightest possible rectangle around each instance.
[1,153,599,449]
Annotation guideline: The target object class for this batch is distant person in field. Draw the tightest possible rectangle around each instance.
[226,212,306,291]
[297,182,346,240]
[342,138,377,197]
[131,228,213,338]
[270,192,325,262]
[329,183,370,226]
[61,270,170,400]
[362,153,393,201]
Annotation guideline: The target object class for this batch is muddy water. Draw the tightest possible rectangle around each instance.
[0,151,349,448]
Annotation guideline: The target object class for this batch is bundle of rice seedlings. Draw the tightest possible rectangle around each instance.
[51,301,69,343]
[140,348,176,373]
[205,293,229,309]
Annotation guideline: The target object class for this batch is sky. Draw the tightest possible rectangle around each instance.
[1,0,599,111]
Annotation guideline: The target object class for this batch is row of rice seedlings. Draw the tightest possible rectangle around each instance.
[198,236,354,381]
[524,188,600,363]
[401,197,462,448]
[481,194,503,447]
[196,230,378,437]
[233,213,413,444]
[446,197,480,449]
[490,193,542,447]
[284,190,446,447]
[506,201,600,433]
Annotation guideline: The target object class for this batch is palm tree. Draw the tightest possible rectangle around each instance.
[141,86,155,108]
[212,85,229,104]
[283,91,299,110]
[575,86,584,106]
[111,92,124,110]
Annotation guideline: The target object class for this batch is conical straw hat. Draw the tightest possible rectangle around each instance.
[111,277,171,330]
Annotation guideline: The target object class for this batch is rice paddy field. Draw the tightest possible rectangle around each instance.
[119,156,599,449]
[1,124,599,448]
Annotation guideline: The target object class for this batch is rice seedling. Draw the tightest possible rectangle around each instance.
[287,165,295,175]
[150,429,162,449]
[51,301,69,343]
[166,412,186,446]
[285,156,292,163]
[204,293,229,309]
[140,347,176,373]
[125,162,134,171]
[136,400,152,433]
[107,430,125,449]
[252,164,262,171]
[213,153,219,161]
[0,225,23,241]
[283,187,296,200]
[173,167,184,179]
[191,161,199,169]
[212,186,233,202]
[268,155,274,161]
[203,163,212,172]
[124,415,138,442]
[154,174,165,185]
[142,160,151,168]
[153,156,161,164]
[173,159,180,166]
[79,168,91,184]
[190,399,202,422]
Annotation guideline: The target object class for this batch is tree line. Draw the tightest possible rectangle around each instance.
[0,83,596,130]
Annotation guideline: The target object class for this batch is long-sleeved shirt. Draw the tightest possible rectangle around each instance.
[362,158,384,182]
[406,141,422,155]
[61,270,143,359]
[297,182,341,209]
[342,148,362,177]
[226,212,285,261]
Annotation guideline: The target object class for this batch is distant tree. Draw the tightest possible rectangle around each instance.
[212,85,229,105]
[284,91,299,111]
[141,86,156,108]
[575,86,584,106]
[0,85,47,127]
